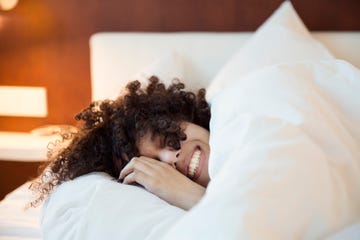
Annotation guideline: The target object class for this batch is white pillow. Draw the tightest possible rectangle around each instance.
[41,173,185,240]
[132,51,184,87]
[206,1,334,100]
[95,51,184,100]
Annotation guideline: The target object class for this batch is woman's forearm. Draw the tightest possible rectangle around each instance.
[171,182,206,210]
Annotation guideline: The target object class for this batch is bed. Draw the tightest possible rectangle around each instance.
[1,2,360,239]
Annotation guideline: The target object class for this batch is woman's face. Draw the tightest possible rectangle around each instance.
[137,122,210,187]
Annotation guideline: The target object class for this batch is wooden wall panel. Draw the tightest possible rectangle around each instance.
[0,0,359,131]
[0,161,43,200]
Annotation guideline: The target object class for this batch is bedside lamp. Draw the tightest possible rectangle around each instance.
[0,86,47,117]
[0,0,18,11]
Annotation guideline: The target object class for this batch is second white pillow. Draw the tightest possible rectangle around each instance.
[206,1,334,100]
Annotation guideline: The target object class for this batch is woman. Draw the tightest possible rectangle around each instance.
[32,76,211,210]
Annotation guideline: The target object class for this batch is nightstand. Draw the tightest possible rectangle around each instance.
[0,132,60,200]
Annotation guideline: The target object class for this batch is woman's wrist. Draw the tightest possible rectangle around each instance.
[174,182,206,210]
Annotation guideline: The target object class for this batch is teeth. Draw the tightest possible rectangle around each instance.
[188,150,201,178]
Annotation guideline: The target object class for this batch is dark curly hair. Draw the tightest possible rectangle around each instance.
[30,76,211,207]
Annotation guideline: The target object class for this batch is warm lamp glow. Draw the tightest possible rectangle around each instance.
[0,0,18,11]
[0,86,48,117]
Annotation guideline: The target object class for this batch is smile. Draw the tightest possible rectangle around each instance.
[188,149,201,179]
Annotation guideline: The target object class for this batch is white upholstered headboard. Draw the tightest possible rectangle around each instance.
[90,32,360,101]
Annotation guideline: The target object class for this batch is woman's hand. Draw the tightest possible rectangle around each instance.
[119,156,205,210]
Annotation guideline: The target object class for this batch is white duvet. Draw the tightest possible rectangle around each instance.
[163,59,360,239]
[0,183,41,240]
[41,59,360,240]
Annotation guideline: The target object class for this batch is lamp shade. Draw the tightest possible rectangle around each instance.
[0,0,18,11]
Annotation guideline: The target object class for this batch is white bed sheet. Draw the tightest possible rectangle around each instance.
[0,183,41,240]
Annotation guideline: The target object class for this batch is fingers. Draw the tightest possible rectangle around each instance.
[119,157,164,192]
[122,171,147,185]
[118,156,164,180]
[118,156,205,210]
[119,157,147,180]
[118,156,180,196]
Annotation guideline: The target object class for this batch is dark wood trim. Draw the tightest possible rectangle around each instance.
[0,160,43,200]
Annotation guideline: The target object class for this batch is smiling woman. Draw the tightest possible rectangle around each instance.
[30,76,211,210]
[134,122,210,185]
[118,121,211,210]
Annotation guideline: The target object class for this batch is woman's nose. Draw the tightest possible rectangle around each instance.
[160,149,181,165]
